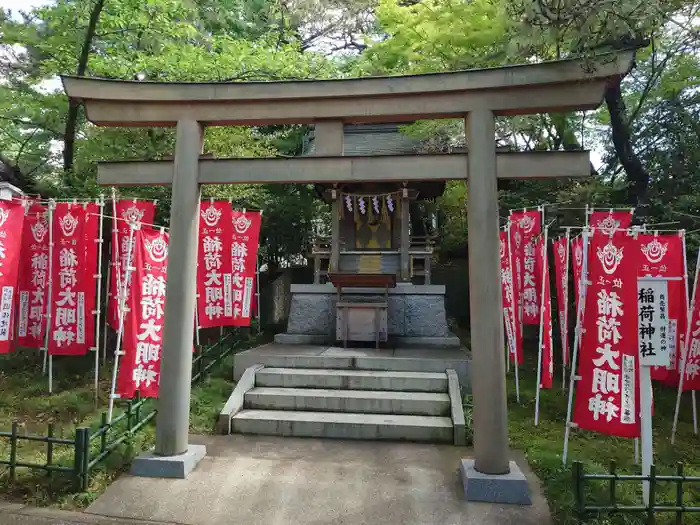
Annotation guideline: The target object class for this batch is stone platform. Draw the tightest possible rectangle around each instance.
[275,283,460,348]
[233,344,471,387]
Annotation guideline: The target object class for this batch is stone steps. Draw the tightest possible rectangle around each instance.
[222,366,466,445]
[255,368,448,392]
[245,387,451,416]
[231,410,454,443]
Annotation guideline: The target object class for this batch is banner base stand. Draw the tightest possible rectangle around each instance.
[459,459,532,505]
[130,444,206,479]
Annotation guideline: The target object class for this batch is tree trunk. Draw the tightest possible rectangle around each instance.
[605,82,650,215]
[0,156,33,193]
[63,0,106,175]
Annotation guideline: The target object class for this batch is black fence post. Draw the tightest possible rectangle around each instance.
[73,427,85,490]
[648,464,657,525]
[80,427,90,491]
[46,423,54,479]
[126,399,133,435]
[676,462,684,525]
[573,461,584,515]
[100,413,108,455]
[609,459,617,509]
[9,422,18,482]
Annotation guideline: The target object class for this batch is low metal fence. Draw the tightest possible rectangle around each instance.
[573,460,700,524]
[0,330,244,490]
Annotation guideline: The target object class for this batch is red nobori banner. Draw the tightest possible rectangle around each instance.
[0,201,26,354]
[108,201,156,329]
[48,203,90,356]
[552,235,570,366]
[536,236,554,388]
[500,231,522,365]
[573,231,641,438]
[16,202,49,348]
[508,219,524,359]
[681,247,700,391]
[589,210,633,234]
[510,210,541,324]
[197,201,235,328]
[230,210,262,326]
[117,227,169,399]
[572,236,584,316]
[636,233,685,385]
[83,202,100,349]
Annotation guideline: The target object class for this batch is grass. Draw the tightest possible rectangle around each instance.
[502,353,700,525]
[0,329,269,509]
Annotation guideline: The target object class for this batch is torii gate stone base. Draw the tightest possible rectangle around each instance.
[62,50,633,503]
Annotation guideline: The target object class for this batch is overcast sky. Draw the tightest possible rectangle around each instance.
[1,0,49,11]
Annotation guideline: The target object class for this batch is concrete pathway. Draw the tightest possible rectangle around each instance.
[0,501,174,525]
[82,435,551,525]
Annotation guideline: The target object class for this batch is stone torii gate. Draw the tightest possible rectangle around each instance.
[62,50,634,492]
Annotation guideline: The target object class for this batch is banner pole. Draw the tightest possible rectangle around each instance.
[563,228,571,389]
[256,209,263,334]
[45,200,55,393]
[563,228,589,465]
[535,225,548,425]
[256,255,261,334]
[102,261,111,365]
[585,204,590,228]
[109,188,121,355]
[194,296,201,347]
[93,196,106,401]
[680,231,698,434]
[640,365,653,505]
[672,245,700,443]
[107,224,135,424]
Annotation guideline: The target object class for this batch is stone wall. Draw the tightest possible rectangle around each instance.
[285,285,451,339]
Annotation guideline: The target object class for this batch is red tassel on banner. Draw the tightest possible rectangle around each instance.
[510,210,542,325]
[573,230,641,438]
[0,200,26,354]
[16,202,48,349]
[108,200,156,330]
[636,233,686,386]
[230,210,262,327]
[117,227,169,399]
[48,203,91,356]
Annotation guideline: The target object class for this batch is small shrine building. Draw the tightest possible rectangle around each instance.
[276,123,460,348]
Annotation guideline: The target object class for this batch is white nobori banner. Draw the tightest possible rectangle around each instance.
[637,277,670,368]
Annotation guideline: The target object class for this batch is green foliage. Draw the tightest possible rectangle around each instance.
[1,0,699,271]
[0,0,342,264]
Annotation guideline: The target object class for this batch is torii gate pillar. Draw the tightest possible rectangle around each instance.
[465,109,509,475]
[131,120,207,477]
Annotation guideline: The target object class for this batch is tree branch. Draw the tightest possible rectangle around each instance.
[63,0,105,175]
[605,81,650,209]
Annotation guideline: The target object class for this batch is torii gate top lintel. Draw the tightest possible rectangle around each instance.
[62,50,634,127]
